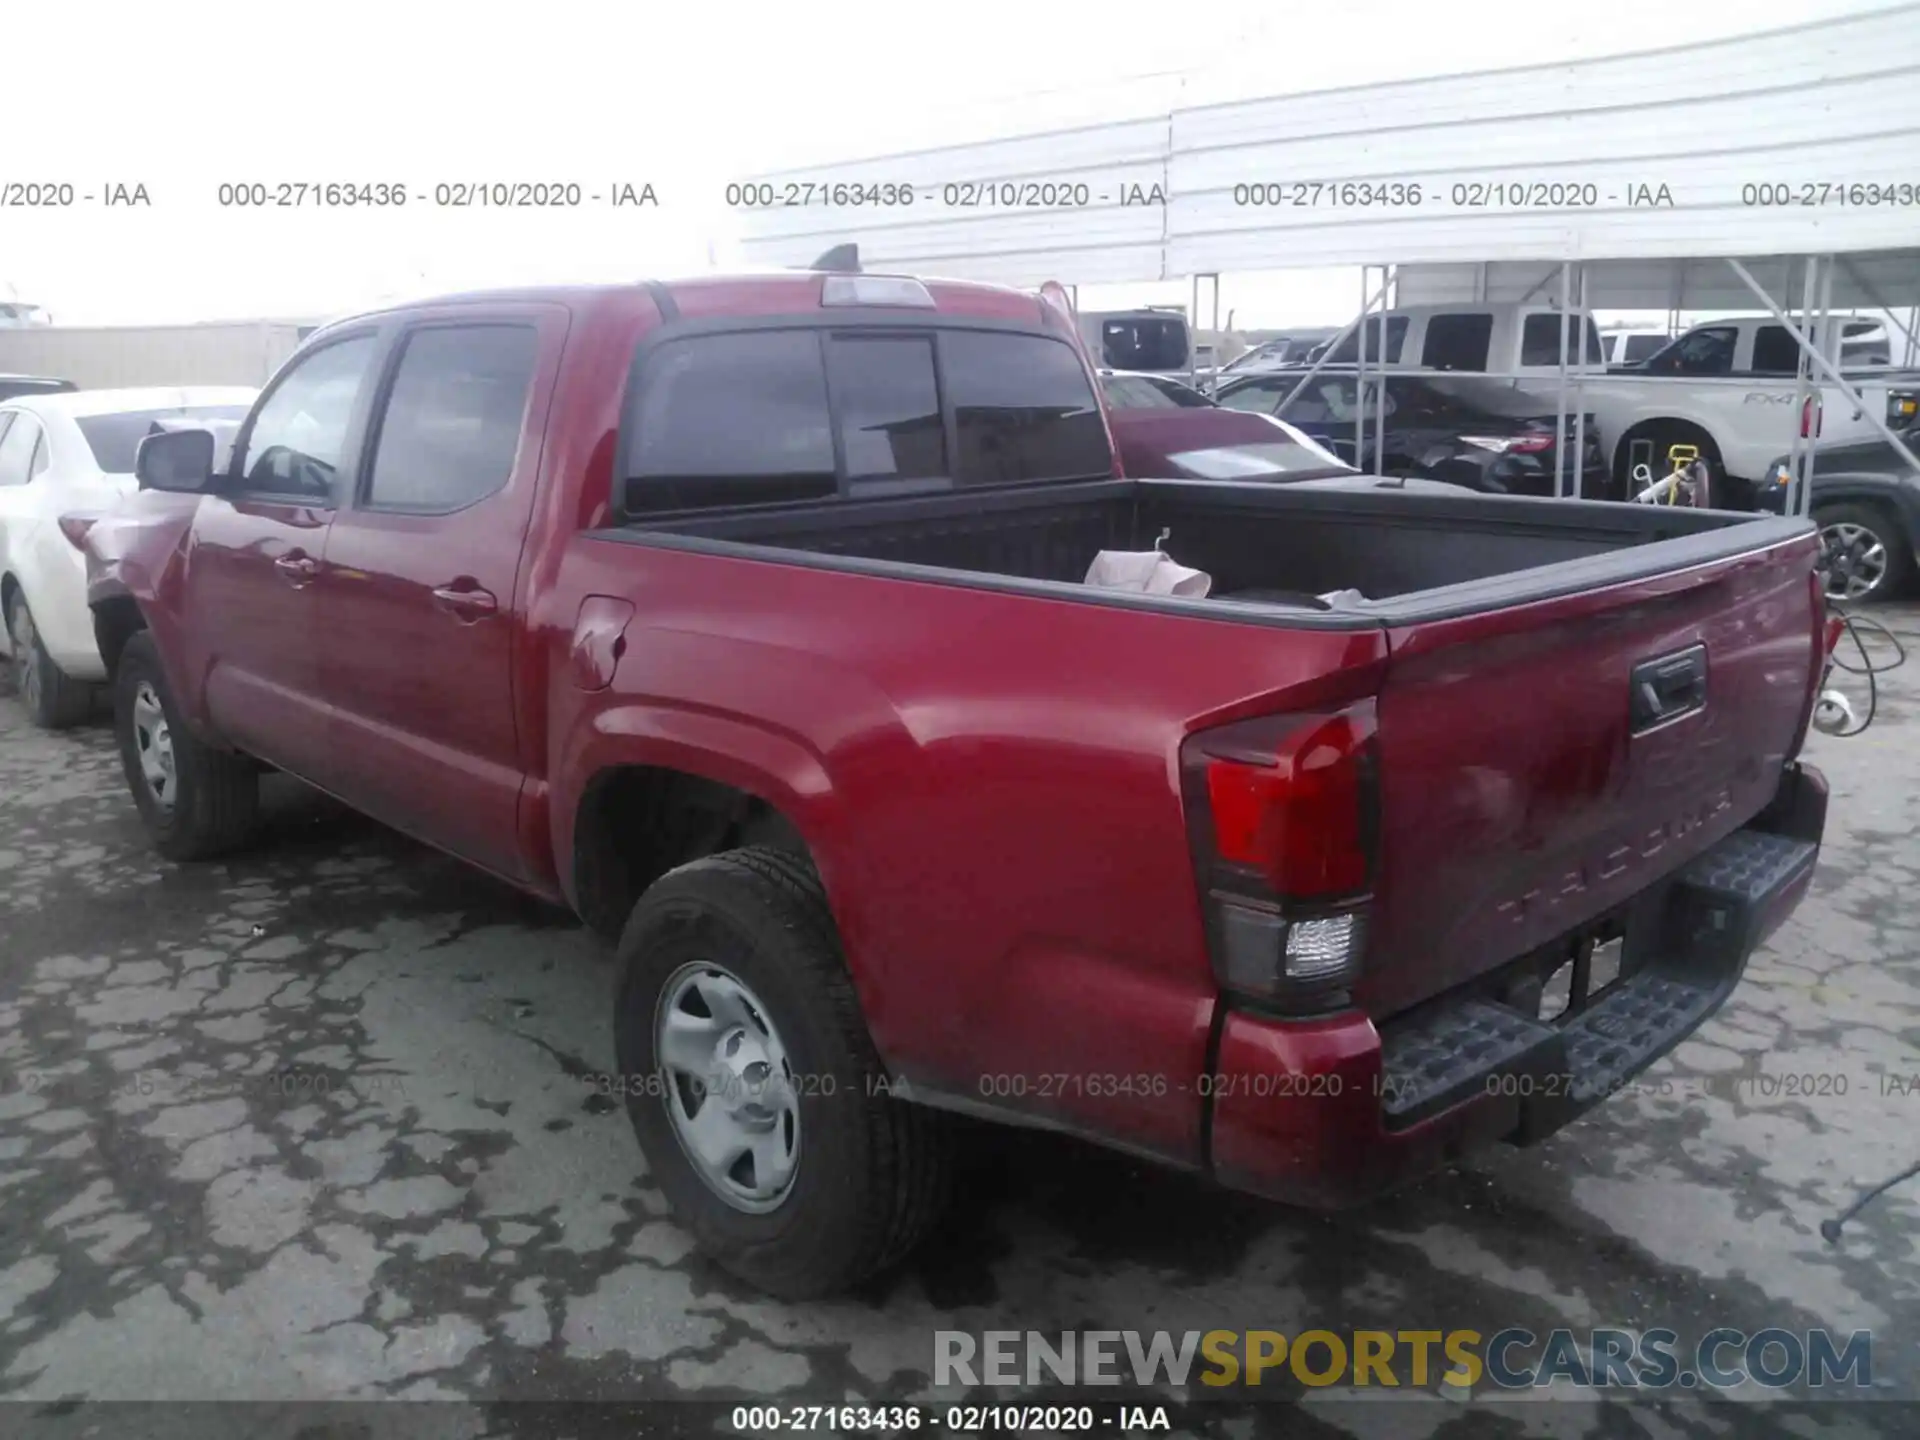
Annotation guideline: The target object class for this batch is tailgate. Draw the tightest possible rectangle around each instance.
[1357,527,1824,1018]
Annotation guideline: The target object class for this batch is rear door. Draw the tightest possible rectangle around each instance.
[316,306,563,882]
[1358,531,1824,1018]
[187,331,382,782]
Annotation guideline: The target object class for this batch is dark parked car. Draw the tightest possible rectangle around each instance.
[1214,369,1614,498]
[1098,369,1356,481]
[0,375,77,402]
[1757,425,1920,602]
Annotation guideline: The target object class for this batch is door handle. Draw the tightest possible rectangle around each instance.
[273,553,318,584]
[431,583,498,621]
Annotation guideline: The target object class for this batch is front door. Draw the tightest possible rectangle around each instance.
[188,332,382,783]
[316,308,562,883]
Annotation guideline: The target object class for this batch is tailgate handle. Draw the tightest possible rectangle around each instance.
[1630,644,1708,734]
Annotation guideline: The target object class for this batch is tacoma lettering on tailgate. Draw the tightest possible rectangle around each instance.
[1496,787,1734,926]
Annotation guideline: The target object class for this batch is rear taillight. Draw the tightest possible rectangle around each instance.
[1182,702,1378,1013]
[1508,434,1554,455]
[1800,395,1823,439]
[57,515,98,550]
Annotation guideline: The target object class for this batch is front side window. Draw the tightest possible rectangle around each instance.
[365,325,538,511]
[236,335,379,499]
[941,330,1109,487]
[825,335,944,483]
[628,330,837,514]
[0,414,42,487]
[1650,327,1737,376]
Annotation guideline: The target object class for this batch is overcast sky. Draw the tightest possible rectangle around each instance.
[2,0,1892,327]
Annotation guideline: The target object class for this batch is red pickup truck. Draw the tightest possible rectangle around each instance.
[82,269,1832,1299]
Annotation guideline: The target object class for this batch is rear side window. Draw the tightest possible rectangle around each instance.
[1325,316,1407,365]
[1519,314,1604,367]
[825,335,944,484]
[75,406,253,473]
[1622,334,1667,363]
[365,325,538,511]
[941,330,1109,487]
[1422,314,1494,370]
[1751,326,1804,374]
[629,330,837,514]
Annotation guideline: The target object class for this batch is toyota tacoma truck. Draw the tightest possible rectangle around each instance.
[81,269,1833,1299]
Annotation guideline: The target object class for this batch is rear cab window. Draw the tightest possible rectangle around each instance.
[623,324,1110,517]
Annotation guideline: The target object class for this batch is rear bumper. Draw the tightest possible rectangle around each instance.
[1206,762,1826,1208]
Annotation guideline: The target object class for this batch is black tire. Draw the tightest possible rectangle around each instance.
[5,590,93,730]
[1613,423,1723,502]
[1813,501,1915,605]
[614,845,953,1299]
[114,631,260,860]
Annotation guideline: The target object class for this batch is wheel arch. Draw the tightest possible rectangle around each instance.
[556,706,856,953]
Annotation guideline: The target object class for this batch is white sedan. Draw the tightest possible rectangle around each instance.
[0,386,256,728]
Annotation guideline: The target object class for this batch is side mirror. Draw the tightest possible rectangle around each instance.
[135,428,217,492]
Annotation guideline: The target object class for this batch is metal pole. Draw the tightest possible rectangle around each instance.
[1786,257,1819,518]
[1355,265,1371,472]
[1805,254,1837,520]
[1274,269,1395,417]
[1908,305,1919,368]
[1189,272,1200,387]
[1728,258,1920,503]
[1556,262,1571,499]
[1571,262,1588,500]
[1375,264,1392,474]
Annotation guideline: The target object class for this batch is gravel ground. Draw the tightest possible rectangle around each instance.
[0,610,1916,1438]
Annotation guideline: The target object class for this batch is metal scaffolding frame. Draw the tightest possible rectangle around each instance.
[1215,249,1920,519]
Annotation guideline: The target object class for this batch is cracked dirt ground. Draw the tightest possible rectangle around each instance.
[0,614,1915,1440]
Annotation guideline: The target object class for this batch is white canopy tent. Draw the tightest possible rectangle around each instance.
[734,3,1920,511]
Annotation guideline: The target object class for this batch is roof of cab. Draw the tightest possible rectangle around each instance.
[310,271,1055,334]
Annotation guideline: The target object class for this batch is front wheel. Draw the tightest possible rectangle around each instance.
[1814,502,1915,604]
[113,631,260,860]
[5,591,93,729]
[613,846,953,1299]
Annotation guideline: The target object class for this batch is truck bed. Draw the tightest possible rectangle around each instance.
[631,475,1807,624]
[610,479,1822,1028]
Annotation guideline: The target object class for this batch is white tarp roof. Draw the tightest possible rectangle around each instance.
[735,4,1920,290]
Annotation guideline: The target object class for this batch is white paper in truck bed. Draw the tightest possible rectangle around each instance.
[1083,550,1212,599]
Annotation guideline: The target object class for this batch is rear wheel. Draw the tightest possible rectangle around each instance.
[1813,502,1914,604]
[5,591,93,730]
[613,845,954,1299]
[1614,422,1723,503]
[113,632,260,859]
